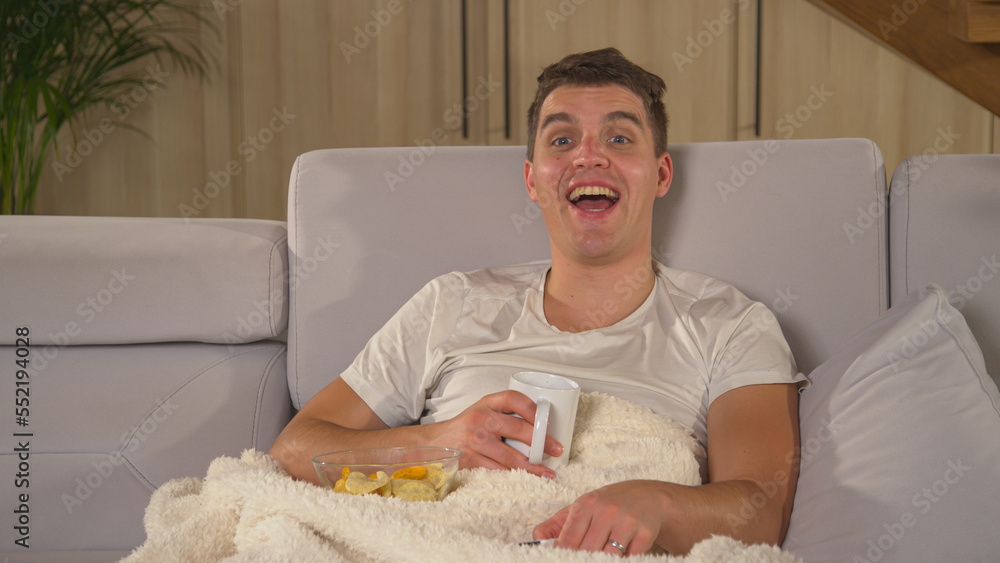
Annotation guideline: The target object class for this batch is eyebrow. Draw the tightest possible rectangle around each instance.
[540,112,576,131]
[539,110,644,131]
[604,110,643,128]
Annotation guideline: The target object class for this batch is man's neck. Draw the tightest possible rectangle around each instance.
[543,251,657,333]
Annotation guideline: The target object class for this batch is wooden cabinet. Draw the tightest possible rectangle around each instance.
[247,0,748,219]
[33,0,997,219]
[482,0,744,146]
[237,0,474,218]
[232,0,746,220]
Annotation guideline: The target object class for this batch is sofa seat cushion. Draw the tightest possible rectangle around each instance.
[0,341,290,552]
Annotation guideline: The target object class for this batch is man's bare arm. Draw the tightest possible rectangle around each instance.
[702,382,799,545]
[268,377,564,484]
[533,383,799,555]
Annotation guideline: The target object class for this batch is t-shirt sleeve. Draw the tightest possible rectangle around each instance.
[338,273,466,427]
[692,281,806,406]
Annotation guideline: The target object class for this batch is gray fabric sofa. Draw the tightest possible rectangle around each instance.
[1,139,997,562]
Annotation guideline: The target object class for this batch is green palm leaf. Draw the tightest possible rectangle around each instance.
[1,0,218,214]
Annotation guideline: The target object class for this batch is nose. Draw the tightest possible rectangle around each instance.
[572,135,609,169]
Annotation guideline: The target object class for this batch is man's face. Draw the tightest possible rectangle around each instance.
[525,84,672,267]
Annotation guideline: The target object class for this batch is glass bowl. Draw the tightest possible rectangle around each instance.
[312,446,462,502]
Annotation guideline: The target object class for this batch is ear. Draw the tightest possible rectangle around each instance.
[656,151,673,198]
[524,159,539,202]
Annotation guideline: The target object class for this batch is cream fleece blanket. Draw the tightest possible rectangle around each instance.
[122,393,799,562]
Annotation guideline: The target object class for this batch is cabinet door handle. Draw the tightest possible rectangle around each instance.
[755,0,762,138]
[504,0,511,140]
[461,0,469,139]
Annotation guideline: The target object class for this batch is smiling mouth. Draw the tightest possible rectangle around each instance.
[568,186,620,212]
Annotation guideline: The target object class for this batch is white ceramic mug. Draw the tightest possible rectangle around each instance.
[506,371,580,469]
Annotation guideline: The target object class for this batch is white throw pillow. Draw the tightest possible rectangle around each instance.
[782,284,1000,562]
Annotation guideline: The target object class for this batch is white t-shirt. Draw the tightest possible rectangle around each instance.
[341,260,805,451]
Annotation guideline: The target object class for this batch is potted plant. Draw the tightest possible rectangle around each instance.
[1,0,216,214]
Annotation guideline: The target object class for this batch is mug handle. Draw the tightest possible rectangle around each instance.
[529,398,550,465]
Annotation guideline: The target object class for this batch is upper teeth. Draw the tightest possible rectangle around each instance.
[569,186,619,202]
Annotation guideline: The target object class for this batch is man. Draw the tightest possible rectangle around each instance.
[269,48,805,556]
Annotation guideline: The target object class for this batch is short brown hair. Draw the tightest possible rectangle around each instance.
[526,47,669,160]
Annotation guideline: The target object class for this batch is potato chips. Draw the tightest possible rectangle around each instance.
[334,463,452,502]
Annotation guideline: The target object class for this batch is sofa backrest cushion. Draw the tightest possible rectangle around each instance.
[286,139,886,409]
[0,216,288,345]
[889,154,1000,386]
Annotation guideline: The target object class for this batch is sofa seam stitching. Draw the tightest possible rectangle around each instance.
[934,296,1000,419]
[902,158,911,299]
[119,344,279,489]
[252,344,288,448]
[268,233,288,337]
[292,156,303,408]
[873,139,887,316]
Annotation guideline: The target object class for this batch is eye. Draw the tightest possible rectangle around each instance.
[552,137,573,147]
[608,135,630,144]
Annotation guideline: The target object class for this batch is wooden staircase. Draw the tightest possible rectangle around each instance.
[951,0,1000,42]
[808,0,1000,116]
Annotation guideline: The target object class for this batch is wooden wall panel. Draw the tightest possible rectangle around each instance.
[27,0,996,219]
[500,0,742,147]
[237,0,468,220]
[757,0,993,175]
[35,5,244,218]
